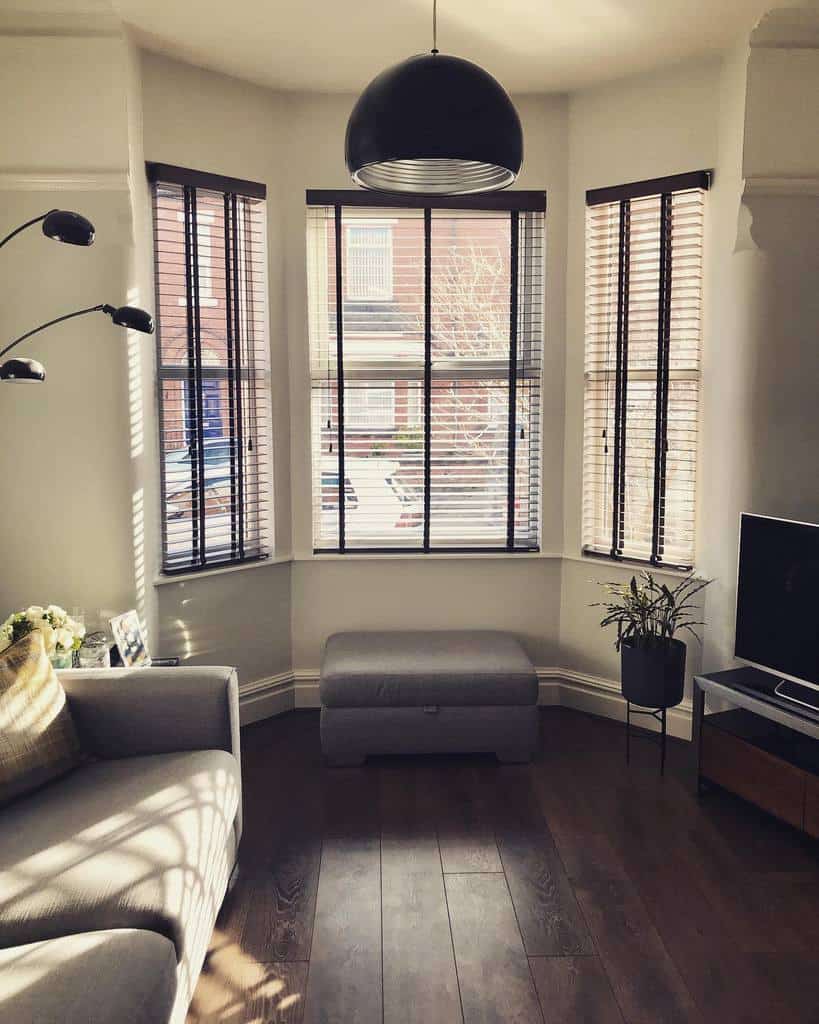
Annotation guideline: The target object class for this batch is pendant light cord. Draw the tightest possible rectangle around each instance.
[431,0,438,53]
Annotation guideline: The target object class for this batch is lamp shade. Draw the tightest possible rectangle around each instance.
[345,53,523,195]
[109,306,154,334]
[0,357,46,382]
[41,210,95,246]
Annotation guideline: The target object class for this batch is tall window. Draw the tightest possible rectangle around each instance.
[582,171,709,569]
[307,191,545,553]
[345,223,393,301]
[149,163,273,574]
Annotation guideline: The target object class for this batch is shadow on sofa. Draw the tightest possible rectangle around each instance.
[0,665,242,1024]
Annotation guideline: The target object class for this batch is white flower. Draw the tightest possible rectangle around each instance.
[47,605,70,628]
[55,627,75,651]
[35,621,56,656]
[25,606,46,622]
[65,616,84,641]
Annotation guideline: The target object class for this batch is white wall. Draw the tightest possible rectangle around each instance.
[138,51,293,679]
[700,15,819,671]
[278,90,569,670]
[559,59,722,687]
[0,23,139,633]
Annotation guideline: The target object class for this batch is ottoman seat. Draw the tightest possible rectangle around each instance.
[320,630,539,765]
[321,630,539,708]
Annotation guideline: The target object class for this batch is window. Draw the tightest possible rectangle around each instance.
[307,190,545,553]
[149,162,273,574]
[345,384,396,431]
[345,223,393,301]
[176,210,218,307]
[582,171,709,569]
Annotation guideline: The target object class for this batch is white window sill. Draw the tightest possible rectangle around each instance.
[153,555,291,587]
[299,550,562,562]
[153,550,695,580]
[570,551,696,579]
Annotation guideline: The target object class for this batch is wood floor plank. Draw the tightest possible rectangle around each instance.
[188,959,308,1023]
[564,832,702,1024]
[433,758,503,873]
[529,956,623,1024]
[235,835,323,962]
[302,835,382,1024]
[747,952,819,1024]
[303,765,382,1024]
[382,835,463,1024]
[533,760,700,1024]
[588,786,795,1024]
[446,872,543,1024]
[380,762,462,1024]
[494,767,594,956]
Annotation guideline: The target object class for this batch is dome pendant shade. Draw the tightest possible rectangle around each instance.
[346,53,523,195]
[41,210,95,246]
[0,357,46,382]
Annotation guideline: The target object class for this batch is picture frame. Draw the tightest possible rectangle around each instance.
[109,610,151,668]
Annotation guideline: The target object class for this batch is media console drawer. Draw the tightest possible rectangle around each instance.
[701,722,806,829]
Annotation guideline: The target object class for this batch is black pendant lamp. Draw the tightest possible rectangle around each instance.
[345,0,522,195]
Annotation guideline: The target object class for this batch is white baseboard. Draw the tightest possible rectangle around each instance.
[240,665,693,739]
[239,670,294,725]
[538,667,693,740]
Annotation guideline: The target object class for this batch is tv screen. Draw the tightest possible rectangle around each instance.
[735,514,819,686]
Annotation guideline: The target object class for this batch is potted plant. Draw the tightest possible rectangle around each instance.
[593,571,711,709]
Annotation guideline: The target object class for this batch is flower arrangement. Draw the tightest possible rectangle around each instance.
[0,605,85,667]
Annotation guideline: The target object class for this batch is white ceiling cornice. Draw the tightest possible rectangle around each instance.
[110,0,788,95]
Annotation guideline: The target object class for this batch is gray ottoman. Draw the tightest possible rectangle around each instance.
[320,630,539,766]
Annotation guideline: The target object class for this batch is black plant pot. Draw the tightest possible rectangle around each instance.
[620,637,686,709]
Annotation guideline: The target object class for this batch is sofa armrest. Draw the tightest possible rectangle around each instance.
[60,665,240,764]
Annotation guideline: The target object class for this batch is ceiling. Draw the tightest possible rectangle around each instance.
[113,0,775,94]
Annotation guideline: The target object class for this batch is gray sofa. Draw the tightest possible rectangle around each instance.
[0,665,242,1024]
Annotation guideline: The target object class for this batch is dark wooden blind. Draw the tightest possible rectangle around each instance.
[582,171,710,569]
[306,191,545,553]
[148,162,272,574]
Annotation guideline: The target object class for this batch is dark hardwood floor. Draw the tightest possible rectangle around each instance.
[187,708,819,1024]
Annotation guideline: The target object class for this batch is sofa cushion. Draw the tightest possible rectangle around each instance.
[0,749,239,958]
[0,631,81,807]
[0,929,176,1024]
[321,630,538,708]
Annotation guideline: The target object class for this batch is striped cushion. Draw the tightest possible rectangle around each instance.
[0,630,81,806]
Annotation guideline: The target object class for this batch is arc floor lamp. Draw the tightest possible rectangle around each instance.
[0,208,154,383]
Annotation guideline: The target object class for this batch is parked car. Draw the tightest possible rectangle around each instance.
[164,439,234,491]
[320,456,423,540]
[165,476,235,558]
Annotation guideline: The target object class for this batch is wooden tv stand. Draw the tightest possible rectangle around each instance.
[693,667,819,838]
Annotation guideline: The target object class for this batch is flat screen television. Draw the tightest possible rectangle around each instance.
[735,513,819,690]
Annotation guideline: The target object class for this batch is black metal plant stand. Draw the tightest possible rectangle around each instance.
[625,702,668,776]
